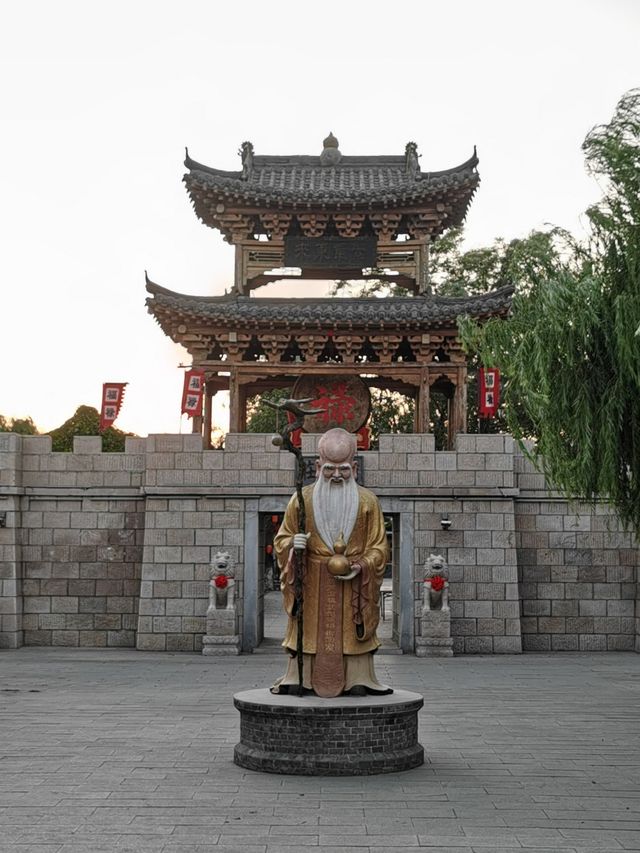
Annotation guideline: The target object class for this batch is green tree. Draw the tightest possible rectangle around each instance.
[367,388,414,445]
[0,415,39,434]
[48,405,134,452]
[460,89,640,534]
[430,226,566,296]
[246,388,292,434]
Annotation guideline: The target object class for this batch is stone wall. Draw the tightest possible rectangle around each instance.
[514,452,637,651]
[0,434,145,649]
[0,431,637,653]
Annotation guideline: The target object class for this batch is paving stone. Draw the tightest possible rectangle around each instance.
[1,650,640,851]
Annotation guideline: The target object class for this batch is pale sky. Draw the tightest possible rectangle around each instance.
[1,0,638,436]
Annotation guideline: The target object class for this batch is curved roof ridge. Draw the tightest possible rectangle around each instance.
[184,148,478,180]
[145,274,514,310]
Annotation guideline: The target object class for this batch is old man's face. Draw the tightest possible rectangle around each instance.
[319,460,354,484]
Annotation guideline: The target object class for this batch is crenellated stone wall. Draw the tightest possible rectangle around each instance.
[0,431,637,653]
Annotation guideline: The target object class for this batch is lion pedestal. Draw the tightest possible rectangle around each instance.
[202,550,240,656]
[415,553,453,658]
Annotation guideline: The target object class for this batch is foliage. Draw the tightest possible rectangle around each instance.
[460,89,640,534]
[47,405,133,452]
[328,276,412,299]
[430,226,566,296]
[367,389,414,446]
[0,415,39,434]
[245,388,292,434]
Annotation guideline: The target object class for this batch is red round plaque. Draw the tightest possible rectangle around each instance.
[291,375,370,434]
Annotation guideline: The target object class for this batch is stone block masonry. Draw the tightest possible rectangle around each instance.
[0,431,637,653]
[514,450,638,652]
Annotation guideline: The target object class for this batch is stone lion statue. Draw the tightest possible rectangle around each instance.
[422,553,449,612]
[208,550,236,611]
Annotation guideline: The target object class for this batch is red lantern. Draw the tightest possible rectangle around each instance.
[271,514,280,525]
[265,544,274,555]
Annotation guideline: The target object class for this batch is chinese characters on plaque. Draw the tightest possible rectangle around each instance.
[284,236,377,270]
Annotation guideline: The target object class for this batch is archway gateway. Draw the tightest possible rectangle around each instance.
[146,134,513,447]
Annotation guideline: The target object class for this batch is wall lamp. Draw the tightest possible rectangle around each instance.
[440,514,452,531]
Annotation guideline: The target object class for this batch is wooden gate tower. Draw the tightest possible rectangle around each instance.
[146,134,512,446]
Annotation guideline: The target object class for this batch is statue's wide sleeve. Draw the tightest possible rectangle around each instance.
[358,490,389,584]
[348,489,389,643]
[273,493,299,615]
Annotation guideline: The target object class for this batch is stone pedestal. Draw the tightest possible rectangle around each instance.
[415,609,453,657]
[202,608,240,655]
[233,688,424,776]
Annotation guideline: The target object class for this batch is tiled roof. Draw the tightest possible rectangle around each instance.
[145,279,513,330]
[183,145,479,208]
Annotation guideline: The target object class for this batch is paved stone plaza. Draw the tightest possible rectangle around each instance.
[1,649,640,852]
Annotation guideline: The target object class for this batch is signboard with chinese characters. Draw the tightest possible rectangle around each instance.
[291,375,370,433]
[284,236,377,269]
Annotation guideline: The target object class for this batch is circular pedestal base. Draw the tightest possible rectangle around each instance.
[233,688,424,776]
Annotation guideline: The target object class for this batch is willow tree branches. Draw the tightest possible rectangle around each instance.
[460,89,640,534]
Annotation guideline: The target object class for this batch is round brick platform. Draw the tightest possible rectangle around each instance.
[233,688,424,776]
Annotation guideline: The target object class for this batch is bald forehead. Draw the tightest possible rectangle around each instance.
[318,430,356,463]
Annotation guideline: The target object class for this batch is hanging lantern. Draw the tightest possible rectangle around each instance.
[265,544,274,555]
[271,514,280,525]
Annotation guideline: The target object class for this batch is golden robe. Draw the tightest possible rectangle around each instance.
[274,484,388,659]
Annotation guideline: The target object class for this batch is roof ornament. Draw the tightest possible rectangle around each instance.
[239,141,254,180]
[405,142,420,180]
[320,132,342,166]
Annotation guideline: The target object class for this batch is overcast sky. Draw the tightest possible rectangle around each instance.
[1,0,638,436]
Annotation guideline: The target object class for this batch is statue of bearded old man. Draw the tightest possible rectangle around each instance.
[272,428,392,698]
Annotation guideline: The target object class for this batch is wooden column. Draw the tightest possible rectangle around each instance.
[450,365,468,441]
[228,368,241,433]
[415,368,430,433]
[234,244,247,294]
[228,372,249,433]
[416,240,430,294]
[203,381,217,449]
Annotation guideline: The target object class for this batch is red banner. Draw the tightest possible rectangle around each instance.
[99,383,127,432]
[356,425,370,450]
[181,369,205,418]
[478,368,500,417]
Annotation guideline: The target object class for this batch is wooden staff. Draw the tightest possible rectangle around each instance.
[265,397,325,696]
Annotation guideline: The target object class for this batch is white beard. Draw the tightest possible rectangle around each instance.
[312,475,359,552]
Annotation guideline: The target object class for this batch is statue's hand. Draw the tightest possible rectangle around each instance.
[292,532,310,552]
[335,562,362,582]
